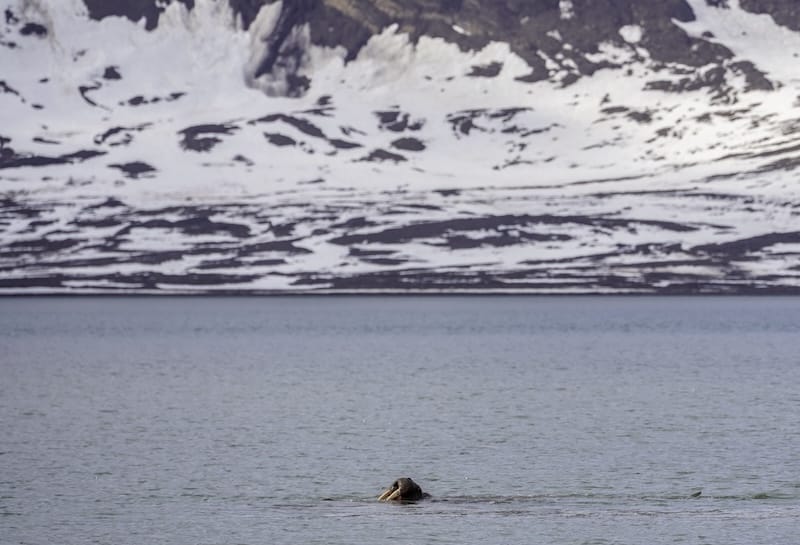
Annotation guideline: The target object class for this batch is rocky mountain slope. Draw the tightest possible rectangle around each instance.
[1,0,799,293]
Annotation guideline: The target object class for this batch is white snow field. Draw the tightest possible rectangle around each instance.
[1,0,799,293]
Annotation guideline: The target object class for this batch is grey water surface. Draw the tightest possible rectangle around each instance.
[2,296,799,545]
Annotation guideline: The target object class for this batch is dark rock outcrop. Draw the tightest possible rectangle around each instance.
[740,0,800,31]
[80,0,790,96]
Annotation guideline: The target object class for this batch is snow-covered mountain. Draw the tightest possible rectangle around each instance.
[2,0,799,293]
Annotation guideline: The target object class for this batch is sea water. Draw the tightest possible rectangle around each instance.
[2,296,799,544]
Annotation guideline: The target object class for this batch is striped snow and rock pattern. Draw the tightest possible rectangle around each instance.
[1,0,799,293]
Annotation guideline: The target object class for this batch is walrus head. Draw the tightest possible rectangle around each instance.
[378,477,428,502]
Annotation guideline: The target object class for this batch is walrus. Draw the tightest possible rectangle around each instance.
[378,477,430,502]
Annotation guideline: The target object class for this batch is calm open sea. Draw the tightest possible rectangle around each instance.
[1,296,799,544]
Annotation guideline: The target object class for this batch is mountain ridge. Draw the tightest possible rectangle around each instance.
[80,0,780,91]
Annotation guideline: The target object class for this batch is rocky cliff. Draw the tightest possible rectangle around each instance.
[83,0,781,92]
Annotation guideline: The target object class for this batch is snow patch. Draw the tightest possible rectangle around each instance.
[559,0,575,20]
[619,24,643,44]
[679,0,800,84]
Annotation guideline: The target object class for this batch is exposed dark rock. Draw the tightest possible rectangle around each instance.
[0,147,16,164]
[0,197,44,219]
[285,73,311,97]
[446,108,531,137]
[123,92,184,107]
[269,222,296,238]
[116,216,251,239]
[730,60,774,91]
[756,156,800,172]
[178,123,239,152]
[251,113,326,138]
[391,137,426,152]
[740,0,800,31]
[232,154,254,165]
[94,124,151,146]
[247,0,315,79]
[332,217,377,230]
[70,217,124,229]
[32,137,60,145]
[0,149,106,169]
[193,258,245,270]
[78,83,102,107]
[112,271,261,288]
[5,8,19,24]
[330,214,696,246]
[1,80,20,97]
[693,231,800,256]
[103,66,122,80]
[348,246,394,257]
[328,138,362,150]
[73,0,744,98]
[108,161,157,178]
[19,22,47,37]
[1,270,264,290]
[645,65,732,100]
[447,112,481,136]
[86,197,127,209]
[375,110,425,132]
[4,237,82,255]
[627,110,653,124]
[442,232,570,249]
[237,239,312,255]
[68,149,108,162]
[0,276,66,289]
[83,0,195,31]
[468,62,503,78]
[400,203,443,211]
[359,149,407,163]
[361,257,409,266]
[251,258,287,266]
[601,106,629,115]
[264,132,297,146]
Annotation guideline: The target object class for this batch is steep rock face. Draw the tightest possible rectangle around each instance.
[740,0,800,30]
[81,0,775,91]
[83,0,195,30]
[79,0,798,67]
[300,0,728,82]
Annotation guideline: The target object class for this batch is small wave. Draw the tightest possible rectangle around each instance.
[750,490,797,501]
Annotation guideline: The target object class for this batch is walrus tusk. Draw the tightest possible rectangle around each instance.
[377,488,395,501]
[384,488,402,501]
[377,477,428,501]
